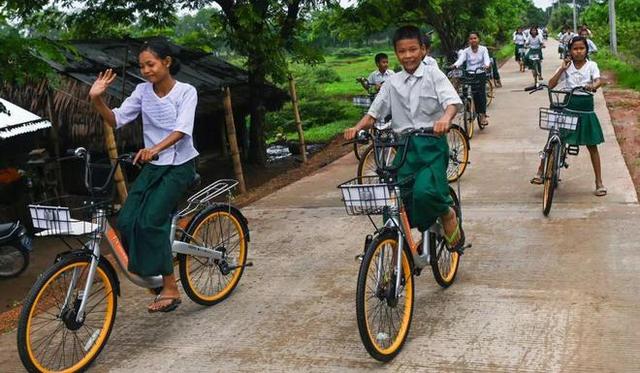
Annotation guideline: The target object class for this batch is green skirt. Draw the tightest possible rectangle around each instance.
[117,160,196,277]
[394,135,453,232]
[525,48,543,69]
[563,95,604,146]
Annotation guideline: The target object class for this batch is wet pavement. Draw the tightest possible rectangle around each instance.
[1,39,639,372]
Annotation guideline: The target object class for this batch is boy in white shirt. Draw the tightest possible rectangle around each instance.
[367,53,395,91]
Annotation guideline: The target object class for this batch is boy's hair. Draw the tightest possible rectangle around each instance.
[392,25,424,49]
[469,31,481,39]
[569,35,589,54]
[140,39,181,75]
[421,33,432,48]
[374,53,389,64]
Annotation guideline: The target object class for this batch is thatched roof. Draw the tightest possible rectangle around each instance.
[50,36,288,113]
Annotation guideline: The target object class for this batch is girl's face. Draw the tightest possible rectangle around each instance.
[468,34,479,47]
[138,50,172,83]
[570,40,588,61]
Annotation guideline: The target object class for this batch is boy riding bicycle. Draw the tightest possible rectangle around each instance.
[344,25,464,252]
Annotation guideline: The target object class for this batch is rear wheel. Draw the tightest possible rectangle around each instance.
[430,187,462,287]
[486,79,494,107]
[464,100,475,139]
[356,145,396,183]
[179,205,249,306]
[356,230,414,362]
[446,125,470,183]
[542,142,560,216]
[17,255,117,373]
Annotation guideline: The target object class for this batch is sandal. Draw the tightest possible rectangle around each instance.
[148,295,182,313]
[443,220,466,254]
[530,175,543,185]
[595,186,607,197]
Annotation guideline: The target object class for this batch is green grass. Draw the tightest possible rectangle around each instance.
[591,50,640,91]
[276,119,357,143]
[495,42,514,63]
[321,50,397,96]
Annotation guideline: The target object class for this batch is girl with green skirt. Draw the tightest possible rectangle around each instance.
[531,36,606,196]
[524,27,545,80]
[89,40,199,312]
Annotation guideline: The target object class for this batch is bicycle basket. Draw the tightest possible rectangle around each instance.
[29,195,111,237]
[539,108,579,131]
[338,176,406,216]
[518,48,527,55]
[352,95,372,108]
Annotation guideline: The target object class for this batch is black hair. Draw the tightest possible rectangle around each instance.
[140,39,181,75]
[392,25,424,49]
[421,33,432,48]
[374,53,389,64]
[530,27,539,36]
[569,35,589,54]
[469,31,481,39]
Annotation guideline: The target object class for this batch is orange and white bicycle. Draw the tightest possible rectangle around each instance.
[17,147,251,372]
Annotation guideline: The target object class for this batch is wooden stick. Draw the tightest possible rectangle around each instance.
[103,120,128,204]
[288,74,307,163]
[223,87,247,194]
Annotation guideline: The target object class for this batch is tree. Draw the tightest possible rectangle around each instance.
[4,0,332,165]
[548,4,574,31]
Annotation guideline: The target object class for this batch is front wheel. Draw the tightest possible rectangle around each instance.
[179,204,249,306]
[17,255,118,373]
[464,100,475,139]
[356,230,414,362]
[0,244,29,278]
[542,142,560,216]
[446,125,470,183]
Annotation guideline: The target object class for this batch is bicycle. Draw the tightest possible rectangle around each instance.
[526,48,543,90]
[352,77,392,160]
[527,85,590,215]
[0,220,31,278]
[517,45,527,72]
[338,127,471,361]
[447,67,489,138]
[353,125,470,184]
[17,148,251,372]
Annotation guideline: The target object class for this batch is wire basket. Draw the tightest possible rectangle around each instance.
[29,195,111,237]
[518,47,527,55]
[338,176,406,216]
[539,108,580,131]
[352,95,372,108]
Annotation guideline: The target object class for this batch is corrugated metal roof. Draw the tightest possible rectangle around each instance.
[0,98,52,139]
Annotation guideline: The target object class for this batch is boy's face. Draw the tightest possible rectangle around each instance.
[394,38,425,74]
[579,30,588,38]
[377,58,389,72]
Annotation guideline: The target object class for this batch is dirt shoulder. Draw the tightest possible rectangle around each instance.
[601,70,640,200]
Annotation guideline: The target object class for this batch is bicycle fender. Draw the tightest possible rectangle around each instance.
[53,250,121,297]
[185,203,251,242]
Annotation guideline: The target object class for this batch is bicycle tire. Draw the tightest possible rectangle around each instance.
[430,187,462,287]
[179,204,249,306]
[446,125,470,183]
[356,229,414,362]
[486,79,494,107]
[542,142,560,216]
[0,244,29,278]
[464,99,475,139]
[353,141,368,161]
[17,255,117,373]
[356,145,397,183]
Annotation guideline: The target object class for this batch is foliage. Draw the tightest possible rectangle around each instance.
[582,0,640,57]
[548,4,574,32]
[592,50,640,91]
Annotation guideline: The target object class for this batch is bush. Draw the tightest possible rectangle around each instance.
[313,66,341,83]
[333,47,363,58]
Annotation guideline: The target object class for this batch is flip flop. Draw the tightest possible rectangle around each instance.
[595,186,607,197]
[443,220,466,254]
[148,295,182,313]
[530,175,543,185]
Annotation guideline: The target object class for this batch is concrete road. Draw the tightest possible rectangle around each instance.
[1,39,639,372]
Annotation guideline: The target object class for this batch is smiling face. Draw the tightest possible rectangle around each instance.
[394,38,425,74]
[468,34,479,48]
[138,50,172,83]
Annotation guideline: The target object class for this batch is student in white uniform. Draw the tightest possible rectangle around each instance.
[530,36,606,196]
[367,53,395,91]
[90,40,199,313]
[559,25,575,58]
[421,33,439,68]
[524,27,546,80]
[514,27,527,72]
[579,28,597,55]
[452,31,491,126]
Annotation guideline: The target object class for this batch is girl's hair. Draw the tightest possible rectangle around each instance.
[469,31,481,39]
[569,35,589,55]
[530,27,539,36]
[140,40,181,75]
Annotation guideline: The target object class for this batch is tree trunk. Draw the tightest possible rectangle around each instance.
[248,54,268,166]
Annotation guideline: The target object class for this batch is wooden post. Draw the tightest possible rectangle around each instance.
[223,87,247,194]
[45,88,63,193]
[288,74,307,163]
[103,120,128,204]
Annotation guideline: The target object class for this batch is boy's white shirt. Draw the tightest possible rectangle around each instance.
[367,62,462,133]
[367,69,394,85]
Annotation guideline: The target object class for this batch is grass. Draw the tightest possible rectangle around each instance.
[280,119,357,143]
[321,50,397,96]
[494,42,514,64]
[591,50,640,91]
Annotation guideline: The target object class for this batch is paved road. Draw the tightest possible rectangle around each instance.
[1,39,639,372]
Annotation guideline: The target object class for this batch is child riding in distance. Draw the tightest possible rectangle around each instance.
[530,36,606,197]
[344,25,465,252]
[367,53,395,92]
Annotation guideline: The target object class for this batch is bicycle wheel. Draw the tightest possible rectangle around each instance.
[464,100,475,139]
[353,141,368,161]
[0,244,29,278]
[430,187,462,287]
[17,255,117,373]
[356,145,396,183]
[486,79,494,107]
[542,142,560,216]
[446,125,470,183]
[179,204,249,306]
[356,229,414,362]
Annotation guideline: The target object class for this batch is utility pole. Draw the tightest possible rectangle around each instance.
[609,0,618,55]
[572,0,578,33]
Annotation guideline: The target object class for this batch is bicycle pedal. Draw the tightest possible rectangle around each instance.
[458,243,472,255]
[355,254,364,262]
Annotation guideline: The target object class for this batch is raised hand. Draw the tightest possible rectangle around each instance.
[89,69,117,99]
